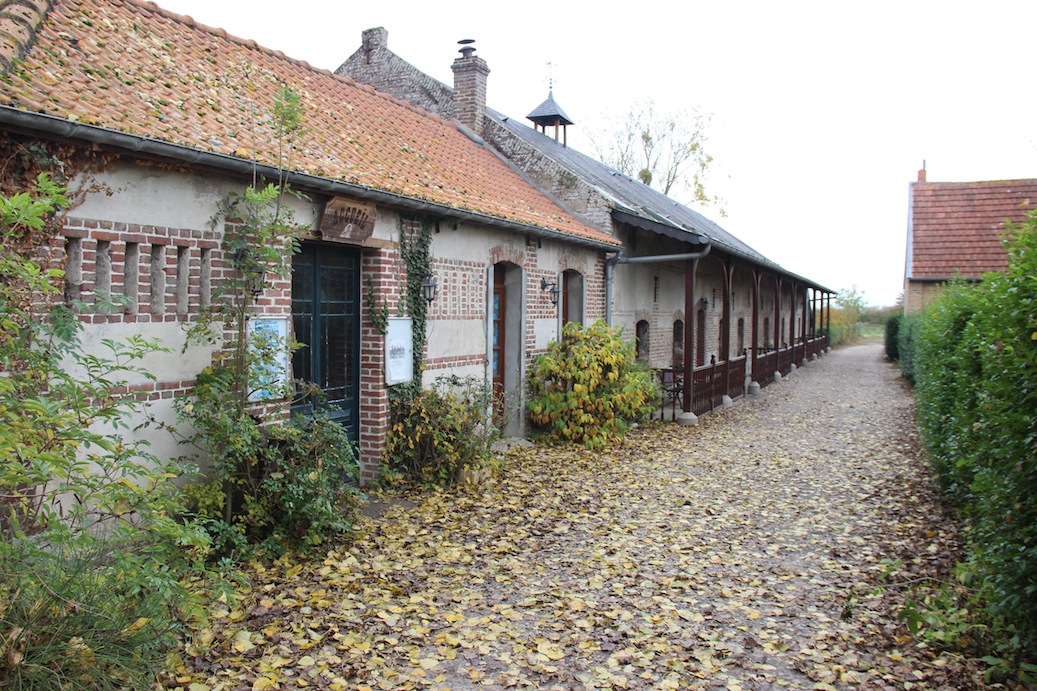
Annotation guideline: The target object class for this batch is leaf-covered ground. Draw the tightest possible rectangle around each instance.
[163,343,982,690]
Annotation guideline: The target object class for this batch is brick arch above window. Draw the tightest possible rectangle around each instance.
[489,243,525,267]
[557,254,587,274]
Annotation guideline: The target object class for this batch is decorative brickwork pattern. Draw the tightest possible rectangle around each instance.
[60,216,219,323]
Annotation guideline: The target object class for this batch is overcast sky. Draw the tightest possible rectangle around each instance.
[156,0,1037,307]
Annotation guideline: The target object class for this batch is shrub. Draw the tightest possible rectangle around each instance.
[0,176,209,689]
[177,379,361,559]
[527,320,659,448]
[383,375,500,486]
[910,211,1037,657]
[884,313,902,361]
[913,282,981,501]
[897,313,922,383]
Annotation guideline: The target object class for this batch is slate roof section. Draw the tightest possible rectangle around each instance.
[493,110,781,269]
[0,0,617,246]
[908,179,1037,279]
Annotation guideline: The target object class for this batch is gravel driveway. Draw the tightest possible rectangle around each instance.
[168,341,975,690]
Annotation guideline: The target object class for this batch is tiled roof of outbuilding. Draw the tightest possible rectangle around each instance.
[0,0,617,246]
[908,179,1037,279]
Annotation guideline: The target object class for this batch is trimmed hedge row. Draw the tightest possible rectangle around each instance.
[898,212,1037,651]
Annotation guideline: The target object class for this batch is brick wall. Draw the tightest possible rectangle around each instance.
[358,246,401,483]
[335,28,453,119]
[904,280,946,315]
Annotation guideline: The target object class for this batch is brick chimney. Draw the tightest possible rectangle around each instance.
[917,161,927,182]
[450,40,489,134]
[361,27,388,61]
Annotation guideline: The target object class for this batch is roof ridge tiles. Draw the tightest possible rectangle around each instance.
[121,0,456,129]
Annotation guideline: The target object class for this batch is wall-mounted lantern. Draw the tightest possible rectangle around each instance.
[422,274,438,304]
[540,276,560,306]
[699,297,709,311]
[233,249,265,297]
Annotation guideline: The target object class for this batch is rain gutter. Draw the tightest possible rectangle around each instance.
[604,244,712,325]
[0,107,620,252]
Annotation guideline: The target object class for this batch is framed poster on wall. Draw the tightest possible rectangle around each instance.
[385,317,414,385]
[248,316,290,401]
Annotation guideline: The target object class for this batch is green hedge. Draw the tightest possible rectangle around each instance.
[884,313,902,361]
[897,314,922,383]
[909,212,1037,652]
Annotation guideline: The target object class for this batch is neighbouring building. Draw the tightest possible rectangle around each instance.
[904,167,1037,314]
[0,0,621,481]
[338,29,835,419]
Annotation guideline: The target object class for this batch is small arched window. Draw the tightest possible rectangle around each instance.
[636,320,650,362]
[672,320,684,368]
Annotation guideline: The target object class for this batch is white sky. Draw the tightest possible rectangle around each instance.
[156,0,1037,307]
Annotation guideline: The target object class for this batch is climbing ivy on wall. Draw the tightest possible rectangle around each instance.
[397,213,435,388]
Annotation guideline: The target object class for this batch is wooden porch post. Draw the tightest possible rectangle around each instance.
[751,269,760,383]
[682,257,699,414]
[722,260,733,362]
[825,292,832,341]
[723,260,733,397]
[799,282,807,360]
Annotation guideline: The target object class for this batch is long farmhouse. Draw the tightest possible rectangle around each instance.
[0,0,832,480]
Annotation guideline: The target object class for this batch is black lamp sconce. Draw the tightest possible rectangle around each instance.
[540,276,560,306]
[699,297,709,311]
[421,274,438,304]
[233,249,265,297]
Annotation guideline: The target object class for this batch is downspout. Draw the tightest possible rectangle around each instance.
[605,249,623,326]
[605,244,712,326]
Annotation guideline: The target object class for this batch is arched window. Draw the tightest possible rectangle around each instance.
[636,320,650,362]
[696,308,706,367]
[562,269,584,326]
[672,320,684,368]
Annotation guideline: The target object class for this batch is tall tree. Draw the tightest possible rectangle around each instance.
[588,99,721,210]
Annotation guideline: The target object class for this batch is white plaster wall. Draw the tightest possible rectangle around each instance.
[533,317,561,351]
[73,165,322,230]
[429,221,522,259]
[68,321,214,386]
[424,319,485,369]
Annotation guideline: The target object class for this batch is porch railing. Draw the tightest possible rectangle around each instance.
[653,335,828,421]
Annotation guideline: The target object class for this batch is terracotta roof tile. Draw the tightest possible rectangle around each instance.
[0,0,617,246]
[909,179,1037,279]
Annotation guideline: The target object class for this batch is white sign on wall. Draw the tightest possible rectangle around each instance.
[385,317,414,385]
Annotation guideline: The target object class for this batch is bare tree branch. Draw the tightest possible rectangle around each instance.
[588,99,723,213]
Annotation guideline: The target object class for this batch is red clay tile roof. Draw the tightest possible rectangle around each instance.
[0,0,617,246]
[908,179,1037,279]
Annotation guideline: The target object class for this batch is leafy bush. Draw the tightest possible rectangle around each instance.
[913,282,981,502]
[527,320,659,448]
[910,212,1037,657]
[897,313,922,383]
[383,375,501,486]
[1,176,209,689]
[884,313,902,361]
[177,379,361,559]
